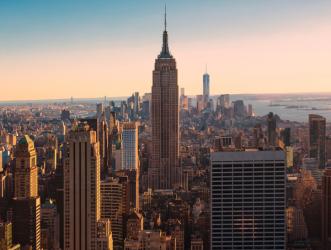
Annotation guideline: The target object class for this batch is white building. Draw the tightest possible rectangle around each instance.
[122,122,138,170]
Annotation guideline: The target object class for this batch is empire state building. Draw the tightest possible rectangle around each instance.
[149,10,180,190]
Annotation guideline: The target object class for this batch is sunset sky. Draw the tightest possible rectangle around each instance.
[1,0,331,101]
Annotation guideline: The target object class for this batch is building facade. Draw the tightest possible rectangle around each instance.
[309,114,326,169]
[63,124,104,250]
[122,122,138,170]
[12,135,41,250]
[211,150,286,250]
[149,12,180,190]
[322,168,331,249]
[203,71,210,103]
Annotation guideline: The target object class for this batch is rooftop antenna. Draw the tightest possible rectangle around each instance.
[164,4,167,31]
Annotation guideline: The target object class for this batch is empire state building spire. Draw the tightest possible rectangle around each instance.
[150,4,180,190]
[158,5,172,59]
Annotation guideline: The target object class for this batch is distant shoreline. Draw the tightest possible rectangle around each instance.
[1,92,331,105]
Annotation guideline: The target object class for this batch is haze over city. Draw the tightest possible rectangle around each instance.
[1,0,331,100]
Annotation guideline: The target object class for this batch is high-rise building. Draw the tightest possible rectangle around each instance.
[99,114,109,176]
[309,114,326,169]
[122,122,138,170]
[0,149,3,172]
[63,123,107,250]
[322,168,331,249]
[247,104,253,117]
[61,109,70,121]
[196,95,204,112]
[41,199,60,250]
[203,70,210,103]
[96,219,113,250]
[149,10,180,190]
[96,103,104,120]
[101,177,125,250]
[267,112,277,146]
[281,127,291,147]
[0,222,21,250]
[211,150,286,250]
[233,100,246,118]
[134,92,139,116]
[12,135,41,250]
[218,94,230,109]
[116,169,139,210]
[14,135,38,199]
[126,209,143,240]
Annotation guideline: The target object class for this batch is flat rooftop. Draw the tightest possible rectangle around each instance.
[211,149,285,162]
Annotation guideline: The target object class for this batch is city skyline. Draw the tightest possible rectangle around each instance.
[2,2,331,249]
[1,0,331,100]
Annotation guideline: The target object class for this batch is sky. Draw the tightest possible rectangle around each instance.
[0,0,331,101]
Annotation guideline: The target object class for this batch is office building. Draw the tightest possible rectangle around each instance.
[116,169,139,210]
[196,95,204,112]
[41,199,60,250]
[218,94,230,109]
[0,149,2,172]
[122,122,138,170]
[322,168,331,249]
[247,104,253,117]
[12,135,41,250]
[211,150,286,249]
[267,112,277,146]
[97,103,104,120]
[126,209,143,240]
[101,177,125,250]
[203,70,210,103]
[233,100,246,118]
[14,135,38,198]
[0,222,21,250]
[12,197,41,250]
[61,109,70,121]
[63,123,105,250]
[134,92,139,115]
[309,114,326,169]
[96,219,113,250]
[149,10,180,190]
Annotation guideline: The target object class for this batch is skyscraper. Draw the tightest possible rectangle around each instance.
[233,100,246,118]
[322,168,331,249]
[41,199,60,249]
[101,177,125,249]
[267,112,277,146]
[211,150,286,250]
[96,103,104,120]
[149,9,180,190]
[203,69,210,103]
[12,135,41,250]
[122,122,138,170]
[309,114,326,169]
[14,136,38,198]
[0,222,21,249]
[134,92,139,116]
[63,123,104,250]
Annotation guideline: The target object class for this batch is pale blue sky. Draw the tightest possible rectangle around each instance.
[1,0,331,100]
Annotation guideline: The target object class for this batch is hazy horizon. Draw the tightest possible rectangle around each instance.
[2,91,331,104]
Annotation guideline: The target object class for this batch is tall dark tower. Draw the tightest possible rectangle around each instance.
[149,7,180,189]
